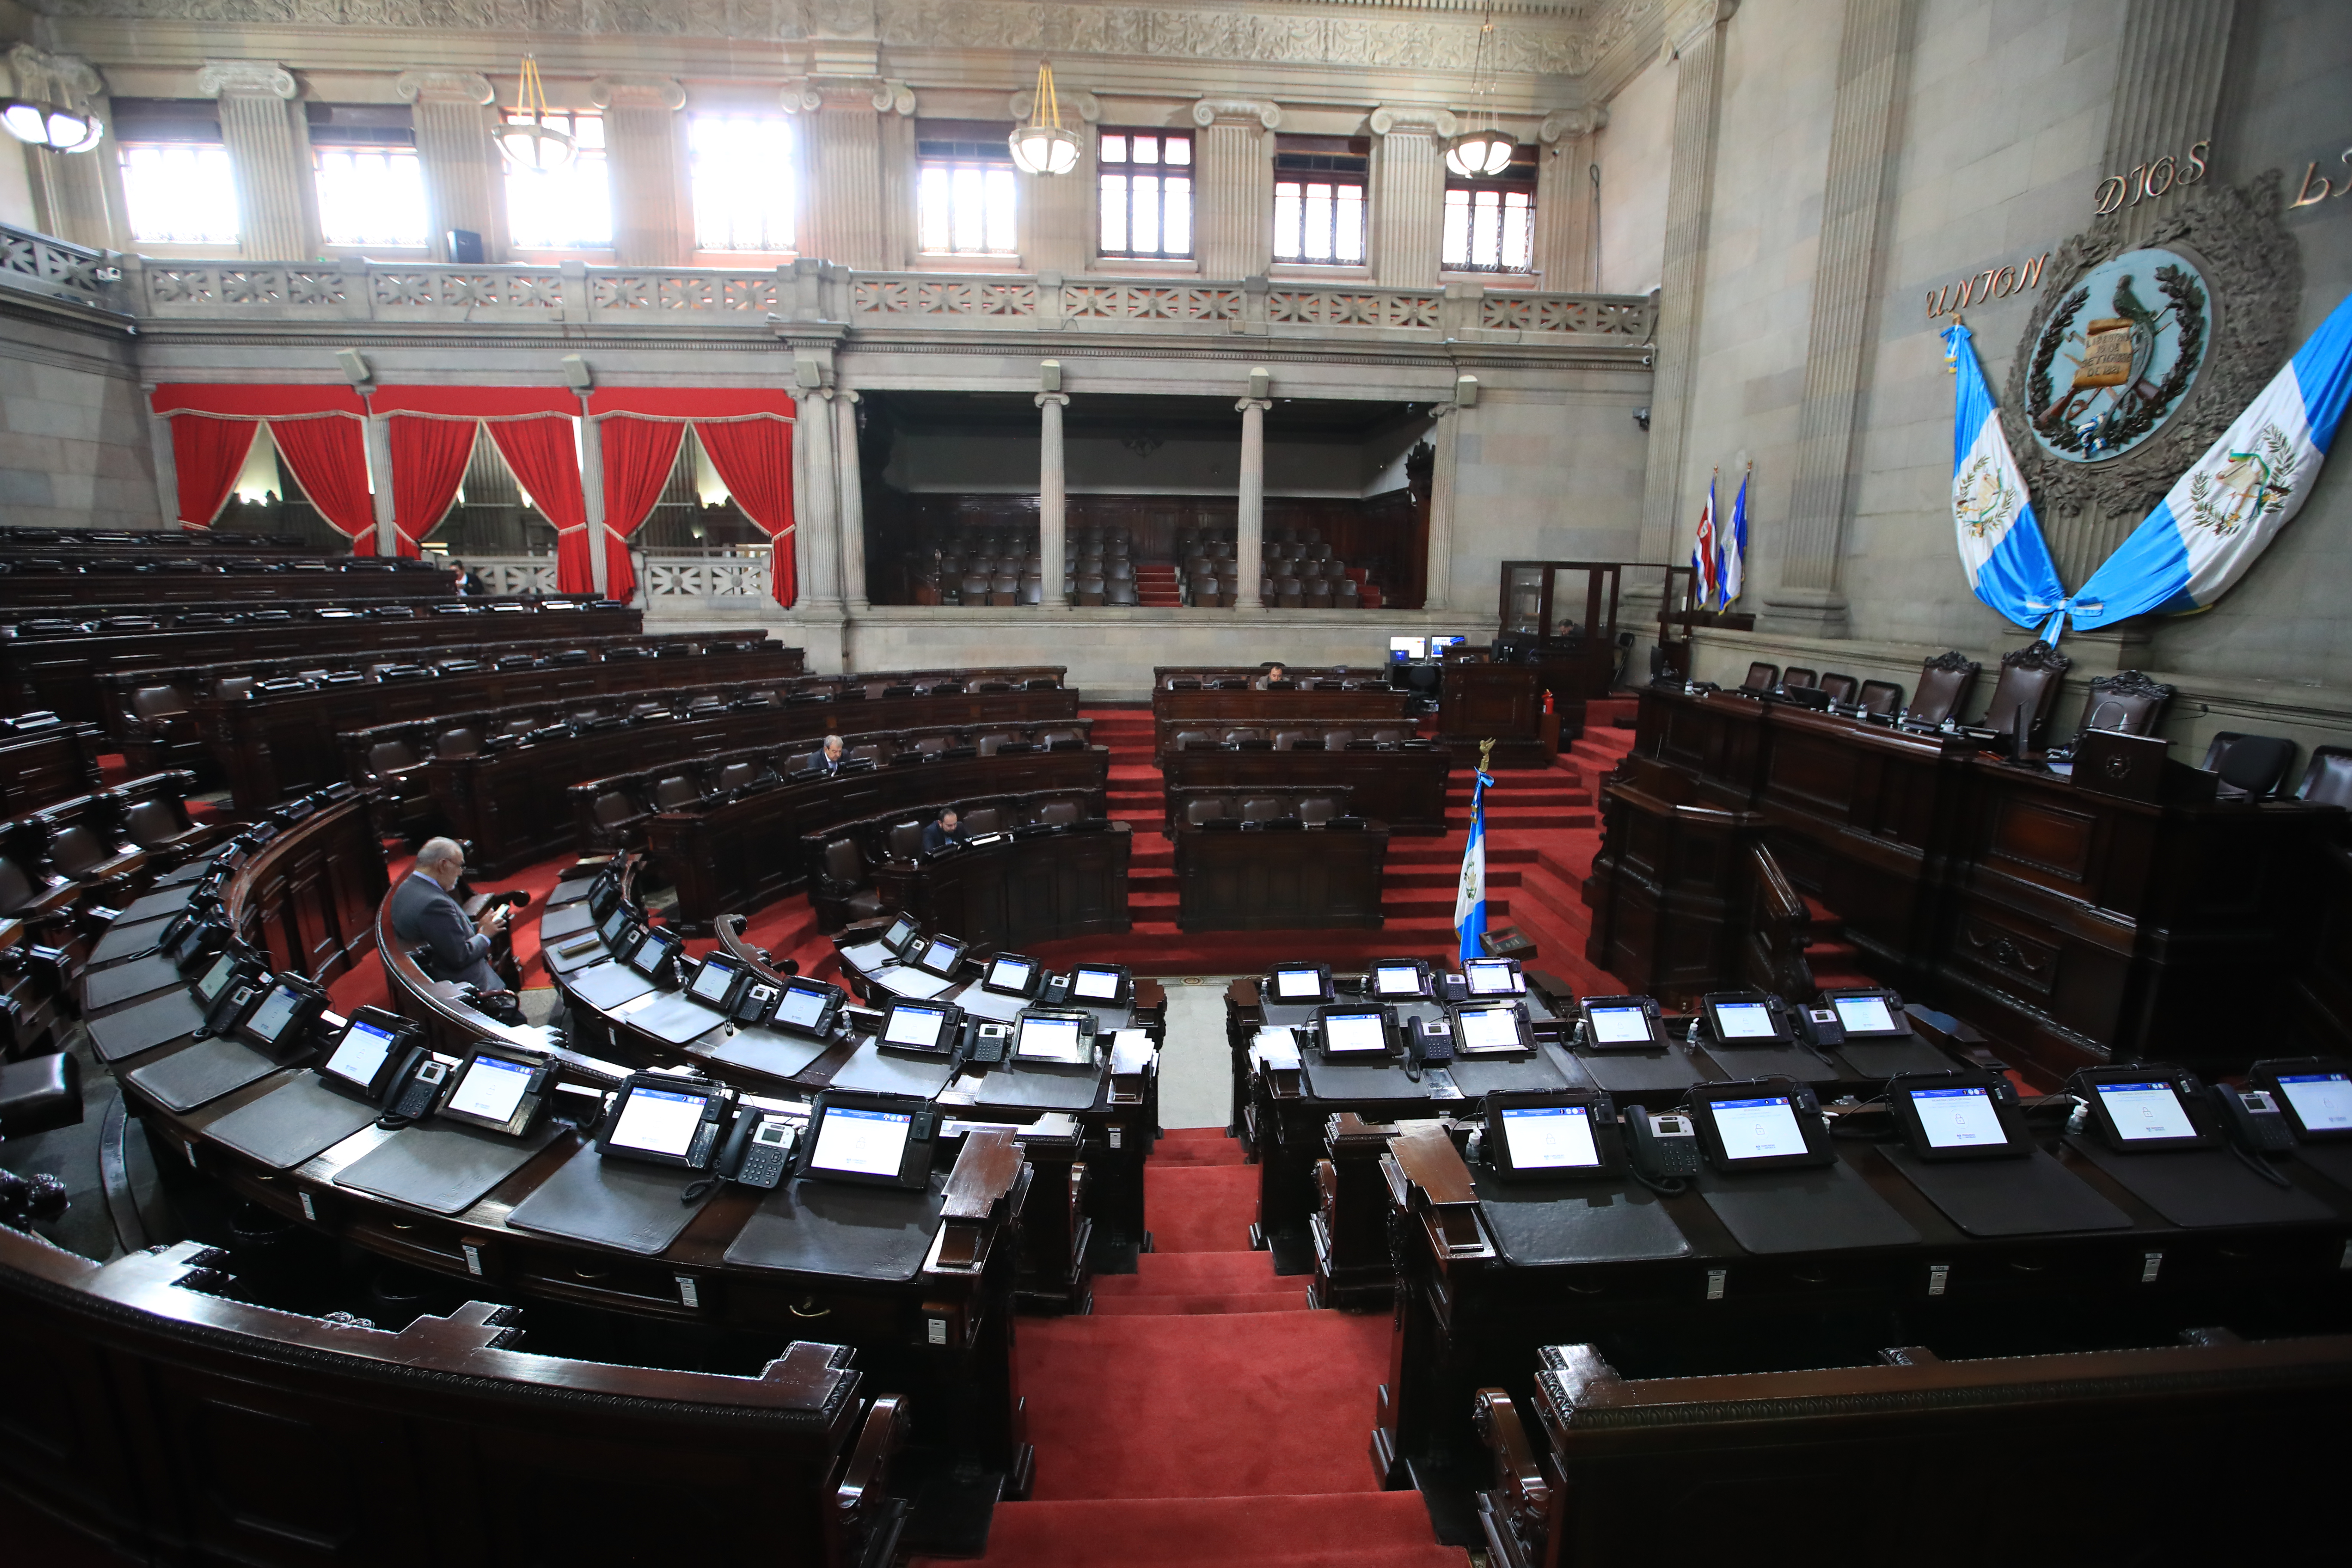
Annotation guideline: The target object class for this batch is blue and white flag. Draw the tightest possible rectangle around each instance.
[1454,765,1494,964]
[1944,322,2067,630]
[2056,291,2352,634]
[1721,468,1749,605]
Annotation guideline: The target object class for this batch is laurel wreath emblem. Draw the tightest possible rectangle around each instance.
[2186,423,2299,538]
[1954,453,2019,539]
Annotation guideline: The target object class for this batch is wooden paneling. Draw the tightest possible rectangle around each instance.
[1173,825,1389,930]
[1161,744,1451,833]
[875,827,1132,952]
[229,794,388,985]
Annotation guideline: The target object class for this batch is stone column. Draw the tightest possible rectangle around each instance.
[785,78,905,270]
[835,391,868,611]
[1014,84,1099,276]
[363,411,398,558]
[577,401,611,597]
[1234,393,1272,611]
[2103,0,2236,245]
[1535,107,1605,293]
[1192,99,1280,278]
[1424,404,1459,612]
[1368,106,1455,289]
[396,71,504,263]
[593,75,689,267]
[1037,389,1069,606]
[1636,1,1739,565]
[198,61,315,262]
[143,396,181,530]
[1761,0,1912,638]
[795,382,842,610]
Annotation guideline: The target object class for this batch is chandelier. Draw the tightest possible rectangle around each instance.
[1008,60,1081,176]
[1444,0,1517,179]
[0,96,96,151]
[493,55,573,172]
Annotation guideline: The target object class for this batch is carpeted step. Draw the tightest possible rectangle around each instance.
[1149,1135,1250,1166]
[1092,1249,1274,1295]
[928,1491,1467,1568]
[1016,1311,1394,1501]
[1090,1291,1310,1317]
[1144,1164,1260,1253]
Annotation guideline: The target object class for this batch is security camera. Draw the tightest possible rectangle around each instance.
[1633,406,1651,432]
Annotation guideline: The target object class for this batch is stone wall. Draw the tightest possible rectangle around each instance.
[0,308,161,531]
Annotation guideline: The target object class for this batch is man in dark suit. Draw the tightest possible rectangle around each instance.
[1253,662,1289,690]
[817,734,846,775]
[390,836,510,996]
[921,807,969,856]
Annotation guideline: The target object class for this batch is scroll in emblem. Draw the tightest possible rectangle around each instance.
[2071,318,2136,390]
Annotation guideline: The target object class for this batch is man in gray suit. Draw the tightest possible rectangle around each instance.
[391,837,510,995]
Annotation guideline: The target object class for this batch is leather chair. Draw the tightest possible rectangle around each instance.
[2202,732,2297,801]
[2076,670,2174,738]
[1779,668,1817,691]
[715,762,763,794]
[1271,730,1313,751]
[1106,557,1135,581]
[2296,746,2352,808]
[813,837,884,930]
[1322,730,1355,749]
[1304,578,1334,608]
[0,1049,80,1139]
[1741,662,1779,694]
[1335,579,1360,607]
[1172,729,1213,751]
[1296,795,1339,824]
[962,805,1006,835]
[437,727,483,758]
[1029,798,1081,827]
[959,573,991,604]
[1369,728,1406,744]
[975,732,1015,757]
[1978,640,2073,744]
[0,852,75,922]
[1075,574,1106,606]
[912,735,952,757]
[591,790,640,839]
[847,743,887,766]
[1818,672,1858,705]
[1905,653,1980,728]
[1018,575,1047,606]
[1183,796,1229,827]
[1106,579,1139,606]
[886,820,927,860]
[1037,728,1082,750]
[40,810,144,889]
[119,790,213,860]
[652,775,703,809]
[1237,796,1283,822]
[1856,679,1902,717]
[128,685,201,762]
[1222,729,1265,747]
[1274,576,1303,608]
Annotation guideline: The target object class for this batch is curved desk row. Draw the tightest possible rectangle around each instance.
[0,1225,906,1568]
[1173,813,1390,931]
[1161,735,1453,833]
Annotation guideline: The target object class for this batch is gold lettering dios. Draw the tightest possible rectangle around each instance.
[2093,140,2209,214]
[1925,253,2048,322]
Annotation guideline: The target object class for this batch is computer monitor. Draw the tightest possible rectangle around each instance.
[2251,1058,2352,1142]
[2074,1067,2212,1152]
[879,914,921,958]
[437,1047,551,1139]
[1014,1010,1095,1066]
[629,925,681,980]
[685,951,747,1010]
[769,978,845,1038]
[983,953,1043,998]
[233,977,313,1051]
[1687,1078,1834,1171]
[879,999,960,1055]
[597,1076,729,1169]
[1702,991,1791,1044]
[1886,1072,2026,1161]
[1269,965,1334,1005]
[1485,1090,1615,1178]
[1369,960,1430,1001]
[1464,958,1524,997]
[1318,1006,1394,1057]
[1452,1003,1531,1056]
[318,1009,415,1100]
[799,1092,933,1190]
[1428,635,1466,653]
[913,934,966,978]
[1580,995,1669,1051]
[193,949,245,1007]
[597,905,637,951]
[1825,989,1909,1038]
[1388,635,1427,660]
[1069,964,1130,1005]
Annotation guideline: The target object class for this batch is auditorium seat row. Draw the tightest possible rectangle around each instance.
[1165,786,1357,827]
[0,551,453,609]
[808,788,1103,927]
[1168,726,1414,750]
[1160,667,1391,690]
[0,524,330,554]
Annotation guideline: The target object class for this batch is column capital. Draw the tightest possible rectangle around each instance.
[1011,86,1098,123]
[1669,0,1740,54]
[6,43,105,102]
[1192,98,1282,131]
[394,70,494,107]
[1369,105,1458,140]
[1539,105,1607,143]
[1035,392,1069,409]
[590,75,687,113]
[197,59,297,100]
[782,76,912,114]
[1235,397,1273,415]
[835,388,862,405]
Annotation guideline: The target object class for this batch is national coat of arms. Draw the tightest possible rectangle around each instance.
[2027,247,2211,464]
[2185,424,2299,537]
[1954,453,2020,539]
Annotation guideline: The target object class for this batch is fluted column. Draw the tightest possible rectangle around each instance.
[1368,106,1455,289]
[1763,0,1913,637]
[578,401,611,597]
[1535,107,1605,293]
[1425,404,1459,612]
[592,75,689,268]
[2103,0,2235,245]
[1637,1,1739,564]
[363,412,398,558]
[1234,395,1272,611]
[396,71,503,263]
[835,391,868,611]
[199,60,314,261]
[1192,98,1280,278]
[795,383,842,611]
[1037,390,1069,608]
[785,78,906,270]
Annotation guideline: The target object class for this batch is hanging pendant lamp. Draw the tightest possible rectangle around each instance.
[1008,60,1081,176]
[493,55,573,172]
[1444,0,1518,179]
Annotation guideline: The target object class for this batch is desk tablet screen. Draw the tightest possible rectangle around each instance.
[1588,1006,1654,1046]
[1372,964,1425,999]
[1465,960,1520,996]
[1712,1096,1807,1161]
[688,956,739,1004]
[599,908,634,947]
[1016,1017,1089,1064]
[609,1085,709,1158]
[1715,1002,1779,1040]
[2095,1081,2197,1142]
[920,937,963,974]
[1071,966,1122,1002]
[195,952,240,1004]
[2278,1072,2352,1133]
[446,1055,534,1126]
[1498,1106,1602,1171]
[772,983,831,1034]
[1273,967,1324,1001]
[631,930,678,977]
[1457,1008,1522,1054]
[987,956,1035,993]
[243,983,305,1046]
[884,1004,952,1050]
[1908,1086,2008,1150]
[881,916,918,954]
[812,1106,913,1177]
[322,1018,398,1090]
[1323,1012,1389,1055]
[1833,995,1899,1035]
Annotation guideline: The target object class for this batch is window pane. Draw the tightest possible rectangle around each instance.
[952,166,985,250]
[122,144,242,245]
[984,168,1017,254]
[1164,136,1191,167]
[1336,187,1364,263]
[1441,188,1470,268]
[1099,134,1126,164]
[1127,173,1155,253]
[690,115,794,252]
[921,165,953,251]
[1133,135,1158,165]
[1470,189,1498,268]
[314,146,429,248]
[1164,175,1190,255]
[1501,190,1532,273]
[1274,182,1302,261]
[1100,172,1127,252]
[503,109,611,248]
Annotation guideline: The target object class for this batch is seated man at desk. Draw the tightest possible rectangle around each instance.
[1253,662,1289,690]
[817,734,847,775]
[921,806,970,856]
[392,836,521,1022]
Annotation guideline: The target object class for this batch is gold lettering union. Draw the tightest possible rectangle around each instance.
[1924,251,2052,322]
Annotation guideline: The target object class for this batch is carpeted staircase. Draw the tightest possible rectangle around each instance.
[919,1127,1467,1568]
[1134,562,1185,607]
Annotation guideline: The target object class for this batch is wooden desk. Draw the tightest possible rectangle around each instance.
[1436,662,1545,768]
[1152,689,1411,760]
[876,825,1132,951]
[1161,742,1452,834]
[1174,821,1389,931]
[0,1228,906,1568]
[0,557,454,608]
[0,719,102,818]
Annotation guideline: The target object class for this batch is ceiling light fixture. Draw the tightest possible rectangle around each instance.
[494,54,573,172]
[1445,0,1518,179]
[1,96,96,152]
[1008,60,1081,176]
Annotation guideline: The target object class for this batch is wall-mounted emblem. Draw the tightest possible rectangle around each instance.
[2026,247,2211,464]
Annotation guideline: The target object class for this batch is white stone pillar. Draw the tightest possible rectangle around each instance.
[198,60,315,262]
[1037,390,1069,606]
[1192,98,1280,278]
[1425,404,1459,612]
[796,382,842,609]
[1637,1,1738,565]
[1535,107,1605,293]
[592,74,689,268]
[1234,393,1272,611]
[835,391,868,612]
[577,401,611,597]
[784,78,908,270]
[1368,106,1455,290]
[363,411,398,557]
[396,71,504,263]
[143,396,181,530]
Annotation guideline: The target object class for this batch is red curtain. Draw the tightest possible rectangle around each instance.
[386,416,477,557]
[594,416,686,604]
[265,416,374,548]
[693,417,797,608]
[165,416,258,528]
[486,415,595,596]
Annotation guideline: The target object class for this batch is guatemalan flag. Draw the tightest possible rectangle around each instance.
[1721,468,1749,606]
[1943,322,2067,630]
[2055,292,2352,635]
[1454,763,1494,964]
[1690,474,1719,608]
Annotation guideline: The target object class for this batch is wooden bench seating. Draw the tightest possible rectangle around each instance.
[800,786,1105,929]
[0,551,453,609]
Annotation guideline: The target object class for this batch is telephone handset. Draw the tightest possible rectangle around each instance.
[717,1110,799,1189]
[1623,1105,1702,1189]
[735,981,781,1027]
[382,1058,450,1125]
[2207,1083,2297,1156]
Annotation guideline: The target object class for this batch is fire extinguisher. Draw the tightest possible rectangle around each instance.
[1542,689,1555,715]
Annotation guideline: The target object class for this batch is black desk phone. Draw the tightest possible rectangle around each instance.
[2206,1083,2296,1155]
[1623,1106,1703,1182]
[717,1109,799,1189]
[2248,1058,2352,1144]
[385,1058,452,1123]
[966,1022,1013,1066]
